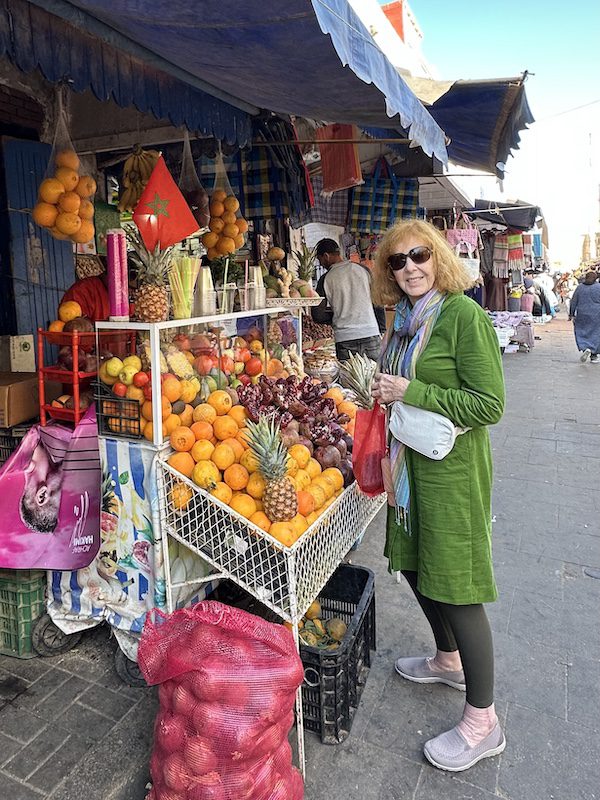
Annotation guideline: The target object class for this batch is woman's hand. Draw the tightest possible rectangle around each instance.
[371,373,410,404]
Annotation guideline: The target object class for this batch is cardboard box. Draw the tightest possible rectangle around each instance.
[0,335,36,372]
[0,373,41,427]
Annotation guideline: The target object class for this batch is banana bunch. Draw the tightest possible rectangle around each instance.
[118,146,161,212]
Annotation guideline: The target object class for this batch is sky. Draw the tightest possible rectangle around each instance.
[392,0,600,268]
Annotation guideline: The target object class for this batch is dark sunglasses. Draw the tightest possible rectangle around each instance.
[388,246,432,271]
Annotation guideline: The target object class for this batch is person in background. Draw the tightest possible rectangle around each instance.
[569,271,600,363]
[311,238,382,360]
[370,219,506,773]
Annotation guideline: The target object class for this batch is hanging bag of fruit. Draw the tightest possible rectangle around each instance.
[202,148,249,263]
[139,601,305,800]
[178,131,210,231]
[32,87,97,247]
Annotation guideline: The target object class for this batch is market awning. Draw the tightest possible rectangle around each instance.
[42,0,447,161]
[464,199,543,231]
[403,75,534,178]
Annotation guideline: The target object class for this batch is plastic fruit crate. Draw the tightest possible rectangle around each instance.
[94,382,143,440]
[0,569,46,658]
[0,424,34,467]
[300,563,376,744]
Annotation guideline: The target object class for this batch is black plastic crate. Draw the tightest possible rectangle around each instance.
[0,424,33,467]
[93,382,143,440]
[300,563,376,744]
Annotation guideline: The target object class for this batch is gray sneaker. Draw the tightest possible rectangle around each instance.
[590,355,599,363]
[580,348,592,362]
[424,721,506,772]
[394,656,466,691]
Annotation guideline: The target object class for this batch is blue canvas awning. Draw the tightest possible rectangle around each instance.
[32,0,447,161]
[403,75,534,178]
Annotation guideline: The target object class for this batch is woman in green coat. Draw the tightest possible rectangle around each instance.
[371,219,505,773]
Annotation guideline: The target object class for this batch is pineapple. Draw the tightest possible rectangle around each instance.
[338,351,377,408]
[245,417,298,522]
[293,243,317,283]
[126,226,173,322]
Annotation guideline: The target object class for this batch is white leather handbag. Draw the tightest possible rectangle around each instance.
[389,402,469,461]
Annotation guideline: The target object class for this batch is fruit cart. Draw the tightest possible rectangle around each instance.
[92,305,385,773]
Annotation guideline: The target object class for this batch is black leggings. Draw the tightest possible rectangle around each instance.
[402,571,494,708]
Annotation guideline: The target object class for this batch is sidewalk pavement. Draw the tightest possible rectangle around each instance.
[1,315,599,799]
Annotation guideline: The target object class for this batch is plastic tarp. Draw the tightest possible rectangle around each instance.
[57,0,447,162]
[464,199,542,231]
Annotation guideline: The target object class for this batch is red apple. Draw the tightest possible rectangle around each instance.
[113,382,127,397]
[133,371,149,388]
[238,374,251,386]
[195,355,214,376]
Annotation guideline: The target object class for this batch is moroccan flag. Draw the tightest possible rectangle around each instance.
[132,156,198,250]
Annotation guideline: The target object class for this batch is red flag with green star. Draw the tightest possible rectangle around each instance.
[132,156,198,250]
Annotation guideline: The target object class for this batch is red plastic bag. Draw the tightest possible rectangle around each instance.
[139,601,304,800]
[352,402,386,496]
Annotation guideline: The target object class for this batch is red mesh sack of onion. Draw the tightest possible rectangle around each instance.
[138,600,305,800]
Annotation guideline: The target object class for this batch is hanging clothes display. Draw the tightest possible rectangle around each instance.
[507,233,526,273]
[316,124,363,193]
[492,234,509,278]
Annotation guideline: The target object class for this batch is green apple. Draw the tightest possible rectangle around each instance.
[118,365,138,386]
[123,355,142,371]
[234,361,245,375]
[105,357,124,378]
[229,378,242,389]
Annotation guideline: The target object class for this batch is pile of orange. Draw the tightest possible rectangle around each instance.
[167,401,346,549]
[32,149,96,244]
[324,386,358,437]
[201,189,249,261]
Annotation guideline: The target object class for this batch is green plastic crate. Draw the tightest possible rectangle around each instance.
[0,569,46,658]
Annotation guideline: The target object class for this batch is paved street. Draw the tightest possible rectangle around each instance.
[1,315,599,799]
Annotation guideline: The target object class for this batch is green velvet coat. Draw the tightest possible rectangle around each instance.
[384,293,505,605]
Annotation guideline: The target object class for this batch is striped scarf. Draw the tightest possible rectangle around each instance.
[380,289,447,530]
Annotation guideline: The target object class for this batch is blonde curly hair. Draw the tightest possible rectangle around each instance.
[371,219,473,306]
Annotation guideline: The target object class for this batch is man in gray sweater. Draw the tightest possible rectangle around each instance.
[312,239,382,361]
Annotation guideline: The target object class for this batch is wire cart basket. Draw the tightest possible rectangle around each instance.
[156,456,385,772]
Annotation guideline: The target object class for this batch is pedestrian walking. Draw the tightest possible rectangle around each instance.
[311,238,382,361]
[370,219,506,772]
[569,271,600,362]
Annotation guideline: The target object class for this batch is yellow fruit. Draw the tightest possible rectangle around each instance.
[48,319,65,333]
[246,472,265,499]
[239,449,259,473]
[305,599,321,620]
[211,443,236,471]
[38,177,65,204]
[224,196,240,213]
[213,415,238,441]
[269,522,298,548]
[236,218,249,234]
[249,511,271,532]
[223,223,239,239]
[229,493,257,519]
[79,199,95,220]
[227,406,248,428]
[294,468,311,491]
[58,191,81,213]
[202,231,219,249]
[212,189,227,203]
[191,439,215,462]
[75,175,97,198]
[222,210,237,226]
[58,301,82,322]
[55,166,79,192]
[211,481,233,505]
[337,400,358,419]
[55,149,80,171]
[288,444,311,469]
[164,413,182,433]
[208,217,225,234]
[70,220,95,244]
[169,482,192,510]
[221,436,245,460]
[55,212,81,236]
[321,468,344,491]
[216,236,235,255]
[224,463,249,491]
[167,451,195,478]
[290,513,308,536]
[306,458,322,479]
[307,484,326,510]
[125,385,146,404]
[178,380,196,404]
[207,390,232,416]
[32,202,58,228]
[193,403,217,424]
[313,476,335,500]
[305,511,319,526]
[192,460,221,489]
[209,200,225,217]
[234,234,245,249]
[286,456,298,477]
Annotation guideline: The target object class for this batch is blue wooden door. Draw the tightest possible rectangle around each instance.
[0,137,75,339]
